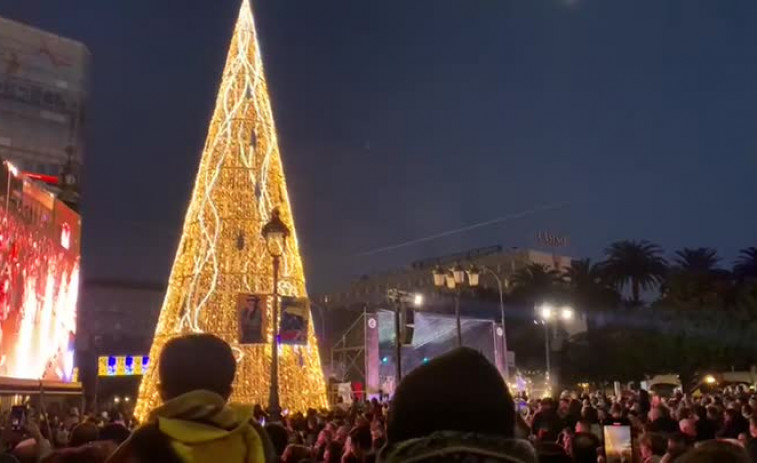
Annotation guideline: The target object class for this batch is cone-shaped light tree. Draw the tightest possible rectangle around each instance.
[135,0,327,419]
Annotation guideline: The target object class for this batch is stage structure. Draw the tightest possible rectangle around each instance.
[135,0,327,418]
[331,309,506,400]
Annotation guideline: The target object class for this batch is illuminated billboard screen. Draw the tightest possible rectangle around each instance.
[0,161,80,381]
[97,355,150,377]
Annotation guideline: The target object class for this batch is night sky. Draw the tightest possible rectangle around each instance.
[2,0,756,292]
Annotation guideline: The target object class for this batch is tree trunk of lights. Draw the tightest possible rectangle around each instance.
[268,255,281,420]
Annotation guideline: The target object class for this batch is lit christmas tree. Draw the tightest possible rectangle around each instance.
[135,0,327,419]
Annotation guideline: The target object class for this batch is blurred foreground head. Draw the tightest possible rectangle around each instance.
[387,347,516,442]
[381,348,534,463]
[158,333,236,401]
[678,440,749,463]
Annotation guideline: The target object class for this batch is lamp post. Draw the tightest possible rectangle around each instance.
[387,290,423,384]
[262,208,290,421]
[432,264,466,347]
[467,265,510,381]
[536,303,574,386]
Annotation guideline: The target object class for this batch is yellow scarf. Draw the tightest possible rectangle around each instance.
[149,390,264,463]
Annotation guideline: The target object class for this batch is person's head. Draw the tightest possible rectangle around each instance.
[335,425,350,444]
[385,347,515,446]
[265,423,290,458]
[650,405,669,422]
[725,408,740,424]
[571,432,600,463]
[676,440,749,463]
[639,433,667,460]
[346,426,372,457]
[581,406,598,424]
[575,419,592,434]
[68,422,99,448]
[98,423,130,445]
[667,432,690,457]
[707,405,722,422]
[281,444,311,463]
[323,441,343,463]
[679,418,696,438]
[540,398,555,412]
[158,334,236,401]
[749,415,757,439]
[40,441,118,463]
[610,403,624,418]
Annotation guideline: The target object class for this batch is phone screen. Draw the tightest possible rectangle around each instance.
[603,424,632,463]
[10,405,26,431]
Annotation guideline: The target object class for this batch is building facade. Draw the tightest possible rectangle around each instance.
[0,16,89,184]
[319,246,572,308]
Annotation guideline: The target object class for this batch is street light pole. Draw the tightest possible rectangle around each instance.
[454,288,462,347]
[389,292,404,383]
[543,321,551,382]
[387,290,422,386]
[467,265,510,380]
[537,304,574,391]
[262,208,290,422]
[269,254,281,419]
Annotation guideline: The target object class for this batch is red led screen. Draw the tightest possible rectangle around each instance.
[0,161,80,381]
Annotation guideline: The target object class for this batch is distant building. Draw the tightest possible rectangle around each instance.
[0,16,89,202]
[76,279,165,407]
[77,279,165,355]
[317,246,572,308]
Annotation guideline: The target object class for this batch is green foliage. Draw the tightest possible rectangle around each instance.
[510,244,757,385]
[601,240,668,306]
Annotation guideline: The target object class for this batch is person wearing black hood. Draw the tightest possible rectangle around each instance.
[378,347,536,463]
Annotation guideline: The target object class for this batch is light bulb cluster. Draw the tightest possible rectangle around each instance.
[135,0,327,420]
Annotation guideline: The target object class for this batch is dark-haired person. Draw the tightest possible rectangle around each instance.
[342,426,371,463]
[746,415,757,463]
[106,333,274,463]
[378,347,536,463]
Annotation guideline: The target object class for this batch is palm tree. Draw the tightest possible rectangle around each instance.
[674,247,720,272]
[663,247,729,310]
[510,263,562,303]
[734,247,757,281]
[601,240,667,307]
[733,247,757,313]
[564,258,620,314]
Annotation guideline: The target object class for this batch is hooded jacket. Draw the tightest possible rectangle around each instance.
[107,390,273,463]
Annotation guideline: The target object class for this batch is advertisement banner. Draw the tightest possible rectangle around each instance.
[279,296,309,345]
[237,293,267,344]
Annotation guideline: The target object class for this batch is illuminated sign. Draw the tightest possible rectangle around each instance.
[97,355,150,377]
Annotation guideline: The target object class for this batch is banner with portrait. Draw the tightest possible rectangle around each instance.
[237,293,267,344]
[279,296,309,345]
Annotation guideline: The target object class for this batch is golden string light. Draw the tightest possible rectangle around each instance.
[135,0,327,420]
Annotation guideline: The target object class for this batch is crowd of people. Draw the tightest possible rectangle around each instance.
[2,333,757,463]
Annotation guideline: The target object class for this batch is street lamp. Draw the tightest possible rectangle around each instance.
[467,265,510,381]
[432,266,446,287]
[537,303,574,387]
[262,208,290,421]
[432,264,466,347]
